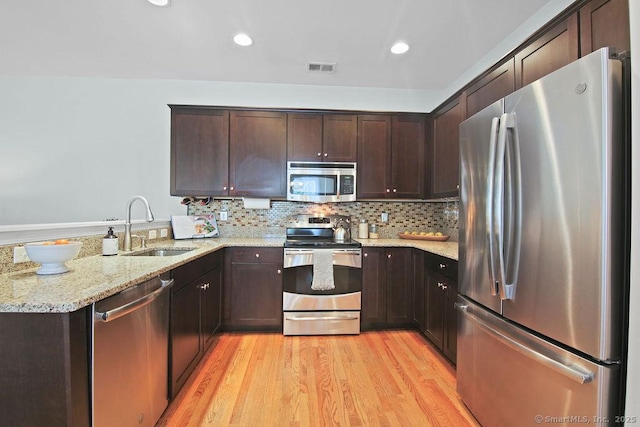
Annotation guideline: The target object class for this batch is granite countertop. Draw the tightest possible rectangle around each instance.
[0,237,457,314]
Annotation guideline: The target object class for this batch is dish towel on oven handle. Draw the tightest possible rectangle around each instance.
[311,249,335,290]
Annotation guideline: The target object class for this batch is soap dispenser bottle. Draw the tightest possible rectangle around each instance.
[102,227,118,256]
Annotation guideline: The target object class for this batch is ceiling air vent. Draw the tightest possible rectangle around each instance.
[306,62,336,73]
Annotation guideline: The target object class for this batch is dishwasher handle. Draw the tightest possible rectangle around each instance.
[95,278,174,323]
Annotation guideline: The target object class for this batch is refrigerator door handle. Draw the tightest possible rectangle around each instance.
[502,113,522,300]
[493,114,508,298]
[460,306,594,385]
[486,117,501,296]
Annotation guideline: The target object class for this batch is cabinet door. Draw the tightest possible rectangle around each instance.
[430,96,464,198]
[170,108,229,196]
[229,248,283,328]
[361,247,387,328]
[229,111,287,197]
[391,115,425,198]
[201,266,222,348]
[579,0,630,56]
[386,248,412,325]
[170,282,201,397]
[287,113,323,161]
[443,279,458,364]
[424,270,446,350]
[515,13,579,89]
[323,114,358,162]
[464,59,515,119]
[411,249,425,330]
[357,115,391,198]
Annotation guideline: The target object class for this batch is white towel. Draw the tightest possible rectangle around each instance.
[311,249,335,291]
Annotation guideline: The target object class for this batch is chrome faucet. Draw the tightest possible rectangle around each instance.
[124,196,154,251]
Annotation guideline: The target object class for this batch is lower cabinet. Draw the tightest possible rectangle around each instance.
[170,251,223,398]
[422,253,458,364]
[361,247,412,330]
[224,247,283,329]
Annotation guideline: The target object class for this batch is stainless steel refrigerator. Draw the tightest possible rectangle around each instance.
[457,47,628,426]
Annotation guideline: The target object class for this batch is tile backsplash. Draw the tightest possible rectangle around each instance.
[1,199,458,274]
[189,199,459,240]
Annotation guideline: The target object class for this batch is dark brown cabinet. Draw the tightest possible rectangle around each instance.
[579,0,630,56]
[170,251,223,397]
[170,107,229,196]
[224,247,283,329]
[423,253,458,364]
[411,249,425,331]
[429,96,464,199]
[464,59,515,119]
[170,107,287,198]
[0,309,91,426]
[514,13,579,89]
[287,113,357,162]
[229,110,287,198]
[361,247,412,329]
[357,114,426,199]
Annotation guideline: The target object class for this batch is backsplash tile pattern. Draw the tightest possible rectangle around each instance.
[189,200,459,240]
[1,200,458,274]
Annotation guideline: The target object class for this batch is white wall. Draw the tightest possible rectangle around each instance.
[0,77,436,229]
[625,0,639,418]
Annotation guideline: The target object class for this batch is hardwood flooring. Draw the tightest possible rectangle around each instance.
[157,330,479,426]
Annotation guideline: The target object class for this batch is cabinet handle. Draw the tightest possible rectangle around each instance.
[230,186,234,191]
[223,186,227,191]
[439,263,446,269]
[387,254,392,259]
[277,269,282,274]
[255,253,260,258]
[386,189,390,193]
[317,152,322,157]
[200,283,210,290]
[437,282,444,289]
[324,153,328,157]
[364,253,368,257]
[393,188,397,193]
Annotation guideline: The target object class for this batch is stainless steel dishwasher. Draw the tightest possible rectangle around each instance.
[92,276,173,427]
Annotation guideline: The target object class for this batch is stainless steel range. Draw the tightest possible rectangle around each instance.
[283,214,362,336]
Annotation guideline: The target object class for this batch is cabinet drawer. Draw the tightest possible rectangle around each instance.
[172,251,222,290]
[424,253,458,281]
[230,247,283,264]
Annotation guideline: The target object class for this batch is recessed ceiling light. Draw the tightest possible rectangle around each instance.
[233,33,253,47]
[147,0,170,6]
[391,42,410,55]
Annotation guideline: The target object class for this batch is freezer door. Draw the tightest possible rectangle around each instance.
[456,296,620,427]
[458,99,503,314]
[501,48,624,361]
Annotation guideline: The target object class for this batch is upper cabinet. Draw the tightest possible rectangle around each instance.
[429,96,464,199]
[287,113,357,162]
[229,111,287,198]
[514,13,579,89]
[579,0,630,56]
[464,59,515,119]
[170,108,229,197]
[357,114,426,199]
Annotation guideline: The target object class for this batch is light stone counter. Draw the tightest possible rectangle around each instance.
[0,238,284,313]
[356,238,458,261]
[0,237,457,313]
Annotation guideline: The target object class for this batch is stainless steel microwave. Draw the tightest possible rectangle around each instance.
[287,161,357,203]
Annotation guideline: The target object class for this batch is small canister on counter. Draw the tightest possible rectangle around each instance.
[358,219,369,239]
[369,224,379,239]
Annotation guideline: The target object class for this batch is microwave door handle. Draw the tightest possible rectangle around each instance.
[486,117,500,296]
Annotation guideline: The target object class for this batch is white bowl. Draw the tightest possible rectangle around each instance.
[24,241,82,275]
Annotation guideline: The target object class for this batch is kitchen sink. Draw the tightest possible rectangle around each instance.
[125,248,195,257]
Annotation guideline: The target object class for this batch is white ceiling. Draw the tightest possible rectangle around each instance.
[1,0,561,92]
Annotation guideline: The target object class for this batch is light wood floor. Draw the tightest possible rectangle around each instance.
[157,330,479,426]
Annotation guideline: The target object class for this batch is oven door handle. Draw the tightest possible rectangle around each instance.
[284,314,360,321]
[284,249,362,269]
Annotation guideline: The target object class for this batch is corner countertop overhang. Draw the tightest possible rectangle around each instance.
[0,238,458,313]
